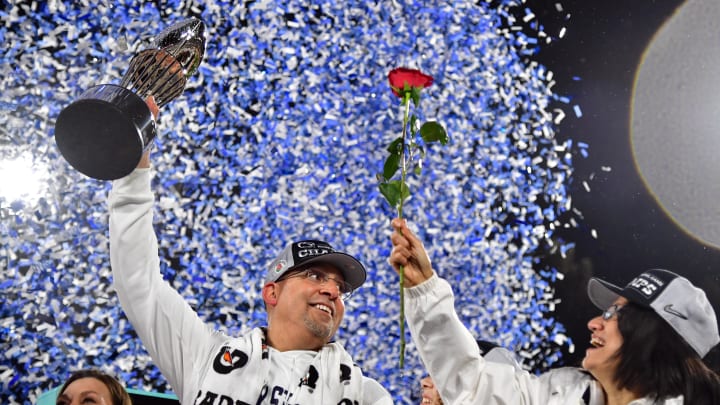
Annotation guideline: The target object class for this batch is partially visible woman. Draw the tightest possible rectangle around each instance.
[56,369,132,405]
[390,218,720,405]
[585,278,720,404]
[420,375,444,405]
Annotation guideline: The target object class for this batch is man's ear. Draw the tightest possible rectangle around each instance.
[262,282,279,307]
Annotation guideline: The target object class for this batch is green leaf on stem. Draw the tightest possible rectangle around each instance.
[383,153,400,181]
[410,86,422,107]
[383,137,403,180]
[386,137,403,153]
[410,114,418,135]
[398,181,410,204]
[420,121,448,145]
[379,180,410,209]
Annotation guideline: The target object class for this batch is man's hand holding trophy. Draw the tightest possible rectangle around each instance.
[54,18,206,180]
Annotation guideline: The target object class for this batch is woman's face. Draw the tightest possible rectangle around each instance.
[420,375,443,405]
[56,377,113,405]
[582,296,627,380]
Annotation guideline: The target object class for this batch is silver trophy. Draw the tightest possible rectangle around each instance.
[54,18,206,180]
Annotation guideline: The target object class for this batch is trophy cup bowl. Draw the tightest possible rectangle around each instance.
[54,18,206,180]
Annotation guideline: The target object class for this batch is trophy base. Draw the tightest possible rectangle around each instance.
[54,84,156,180]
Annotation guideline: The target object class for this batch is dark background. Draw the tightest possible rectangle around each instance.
[528,0,720,368]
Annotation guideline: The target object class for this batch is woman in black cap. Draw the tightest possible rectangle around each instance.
[390,218,720,405]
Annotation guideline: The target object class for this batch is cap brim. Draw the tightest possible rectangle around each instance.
[587,278,624,310]
[293,252,367,290]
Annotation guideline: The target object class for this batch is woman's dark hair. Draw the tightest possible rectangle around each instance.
[58,369,133,405]
[614,302,720,404]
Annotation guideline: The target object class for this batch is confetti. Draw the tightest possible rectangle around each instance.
[0,1,582,403]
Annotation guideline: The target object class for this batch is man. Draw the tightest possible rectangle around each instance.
[108,98,391,404]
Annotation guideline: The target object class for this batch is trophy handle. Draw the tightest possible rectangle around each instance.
[120,49,186,109]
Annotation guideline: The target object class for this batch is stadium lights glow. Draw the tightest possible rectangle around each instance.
[0,152,50,208]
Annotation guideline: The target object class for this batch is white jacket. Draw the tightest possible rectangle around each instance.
[404,274,684,405]
[108,169,391,405]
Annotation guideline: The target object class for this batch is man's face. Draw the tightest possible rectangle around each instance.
[273,264,346,343]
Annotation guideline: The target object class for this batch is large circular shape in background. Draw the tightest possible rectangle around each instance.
[631,0,720,249]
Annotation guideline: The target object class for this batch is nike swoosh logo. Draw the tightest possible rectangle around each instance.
[664,304,688,320]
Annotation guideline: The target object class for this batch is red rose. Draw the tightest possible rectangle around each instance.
[388,67,434,98]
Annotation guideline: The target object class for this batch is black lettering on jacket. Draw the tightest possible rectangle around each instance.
[193,389,253,405]
[299,365,319,391]
[256,385,269,405]
[194,385,302,405]
[197,390,218,405]
[339,364,352,384]
[218,395,235,405]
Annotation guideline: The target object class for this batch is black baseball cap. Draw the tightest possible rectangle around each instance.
[266,240,367,291]
[587,268,719,357]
